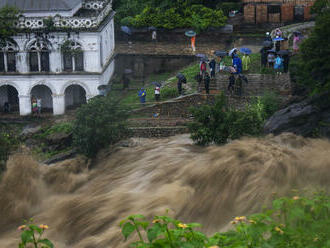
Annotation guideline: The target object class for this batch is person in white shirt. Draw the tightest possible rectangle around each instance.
[155,86,160,101]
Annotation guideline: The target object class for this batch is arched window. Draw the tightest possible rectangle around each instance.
[62,41,84,72]
[0,41,18,72]
[28,39,50,72]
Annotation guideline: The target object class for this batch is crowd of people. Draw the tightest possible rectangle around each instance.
[135,27,302,103]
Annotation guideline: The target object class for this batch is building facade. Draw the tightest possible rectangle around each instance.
[0,0,115,115]
[243,0,315,24]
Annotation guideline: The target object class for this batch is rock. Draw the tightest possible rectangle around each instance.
[20,125,41,138]
[264,92,330,138]
[43,150,76,165]
[46,132,72,151]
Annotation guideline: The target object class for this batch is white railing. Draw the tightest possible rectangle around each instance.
[14,0,112,30]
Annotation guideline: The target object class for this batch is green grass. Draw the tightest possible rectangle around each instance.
[109,63,200,109]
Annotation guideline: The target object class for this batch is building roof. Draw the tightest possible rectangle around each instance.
[0,0,82,12]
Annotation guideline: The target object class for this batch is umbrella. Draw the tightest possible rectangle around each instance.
[214,50,227,57]
[267,49,276,53]
[151,81,162,87]
[195,53,207,58]
[124,68,133,74]
[185,30,196,37]
[229,48,238,56]
[148,26,157,31]
[273,37,285,41]
[262,40,272,48]
[277,50,290,56]
[239,47,252,55]
[121,26,132,35]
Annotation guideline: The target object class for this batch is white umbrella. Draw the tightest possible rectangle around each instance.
[229,48,238,56]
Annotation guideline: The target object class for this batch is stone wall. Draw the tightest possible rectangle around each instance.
[215,73,292,96]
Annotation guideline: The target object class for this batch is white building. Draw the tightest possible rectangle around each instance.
[0,0,115,115]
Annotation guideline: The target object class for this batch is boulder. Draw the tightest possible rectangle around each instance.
[20,125,41,138]
[264,93,330,138]
[43,150,76,165]
[46,132,72,151]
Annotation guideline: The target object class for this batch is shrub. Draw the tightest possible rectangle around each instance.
[259,91,281,119]
[188,94,265,145]
[216,2,242,16]
[120,193,330,248]
[161,87,179,100]
[73,96,129,158]
[17,221,53,248]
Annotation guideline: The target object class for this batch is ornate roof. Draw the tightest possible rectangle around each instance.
[0,0,82,12]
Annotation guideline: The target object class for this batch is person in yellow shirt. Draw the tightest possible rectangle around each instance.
[242,54,251,71]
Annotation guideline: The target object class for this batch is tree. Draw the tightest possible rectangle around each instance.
[73,96,129,158]
[0,5,20,41]
[292,9,330,93]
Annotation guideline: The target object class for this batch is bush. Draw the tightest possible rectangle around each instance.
[120,193,330,248]
[0,132,11,172]
[216,2,242,16]
[73,96,129,158]
[161,87,179,100]
[188,94,265,145]
[259,91,281,119]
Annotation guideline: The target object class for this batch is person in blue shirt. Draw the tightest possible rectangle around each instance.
[138,88,146,103]
[274,55,283,75]
[232,54,242,74]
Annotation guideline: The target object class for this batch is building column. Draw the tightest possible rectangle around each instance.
[19,95,31,116]
[52,94,65,115]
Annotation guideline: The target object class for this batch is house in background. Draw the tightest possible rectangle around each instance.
[0,0,115,116]
[243,0,315,24]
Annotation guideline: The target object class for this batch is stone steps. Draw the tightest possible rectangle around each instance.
[128,117,191,127]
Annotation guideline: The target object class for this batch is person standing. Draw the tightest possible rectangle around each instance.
[152,30,157,43]
[204,72,210,94]
[242,54,251,71]
[293,33,300,53]
[267,52,275,68]
[233,55,242,74]
[37,98,42,115]
[191,36,196,52]
[260,47,268,67]
[209,58,216,78]
[282,53,290,73]
[154,86,160,101]
[138,88,146,103]
[228,73,236,95]
[200,60,207,79]
[274,55,283,75]
[31,97,37,115]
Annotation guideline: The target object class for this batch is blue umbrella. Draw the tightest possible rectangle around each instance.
[273,37,284,41]
[121,26,132,35]
[185,30,196,37]
[239,47,252,55]
[214,50,227,57]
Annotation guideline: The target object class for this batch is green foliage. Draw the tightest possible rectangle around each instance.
[259,91,281,119]
[189,93,268,145]
[0,132,11,171]
[73,96,129,158]
[291,9,330,94]
[311,0,329,14]
[121,193,330,248]
[216,2,242,16]
[160,86,179,100]
[120,213,210,247]
[0,5,19,40]
[18,220,53,248]
[116,1,227,30]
